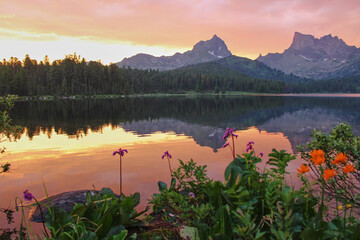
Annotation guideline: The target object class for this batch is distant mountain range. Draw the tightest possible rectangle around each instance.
[116,34,232,71]
[257,32,360,80]
[116,32,360,81]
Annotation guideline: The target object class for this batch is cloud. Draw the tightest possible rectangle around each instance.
[0,0,359,60]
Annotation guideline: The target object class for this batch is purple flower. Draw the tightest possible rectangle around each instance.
[246,141,255,152]
[222,142,230,148]
[23,190,34,201]
[189,192,195,198]
[113,148,128,156]
[223,128,237,140]
[162,151,172,159]
[247,141,254,147]
[260,152,264,157]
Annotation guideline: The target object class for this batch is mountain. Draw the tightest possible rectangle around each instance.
[257,32,360,80]
[116,34,232,70]
[173,55,307,82]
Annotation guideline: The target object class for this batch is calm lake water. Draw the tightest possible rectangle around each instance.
[1,94,360,230]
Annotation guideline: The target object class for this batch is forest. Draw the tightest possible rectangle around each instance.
[0,53,359,96]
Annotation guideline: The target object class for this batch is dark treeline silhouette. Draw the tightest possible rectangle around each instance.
[1,54,359,95]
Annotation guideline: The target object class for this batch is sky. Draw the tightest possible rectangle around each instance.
[0,0,359,64]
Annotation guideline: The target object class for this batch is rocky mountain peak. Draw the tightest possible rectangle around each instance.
[116,34,232,70]
[257,32,360,80]
[192,34,232,58]
[290,32,316,51]
[288,32,357,59]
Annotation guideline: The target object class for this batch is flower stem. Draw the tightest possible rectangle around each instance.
[34,197,50,238]
[231,135,235,159]
[120,155,122,195]
[167,156,172,176]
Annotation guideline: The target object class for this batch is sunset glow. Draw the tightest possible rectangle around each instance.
[1,0,359,64]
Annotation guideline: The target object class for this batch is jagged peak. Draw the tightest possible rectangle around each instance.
[211,34,219,40]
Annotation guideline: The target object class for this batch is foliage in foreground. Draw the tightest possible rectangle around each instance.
[150,124,360,240]
[12,123,360,239]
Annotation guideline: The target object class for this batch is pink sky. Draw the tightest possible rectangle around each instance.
[0,0,359,64]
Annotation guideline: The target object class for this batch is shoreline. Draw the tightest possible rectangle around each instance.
[12,92,360,101]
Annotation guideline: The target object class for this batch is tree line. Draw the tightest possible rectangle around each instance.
[0,54,359,96]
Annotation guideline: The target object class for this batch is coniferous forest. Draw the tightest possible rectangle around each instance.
[0,53,359,96]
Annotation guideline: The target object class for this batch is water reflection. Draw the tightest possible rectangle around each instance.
[2,95,360,230]
[10,95,360,151]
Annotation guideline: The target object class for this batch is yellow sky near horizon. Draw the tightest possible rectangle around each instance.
[0,0,359,64]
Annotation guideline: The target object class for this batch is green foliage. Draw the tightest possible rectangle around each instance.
[267,149,296,180]
[171,159,212,195]
[43,188,145,239]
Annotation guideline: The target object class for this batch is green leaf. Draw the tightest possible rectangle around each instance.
[158,181,168,191]
[100,188,115,196]
[131,192,140,207]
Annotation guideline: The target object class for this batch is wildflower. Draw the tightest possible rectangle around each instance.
[189,192,195,198]
[343,164,355,174]
[347,204,352,208]
[247,141,255,146]
[259,152,264,157]
[113,148,128,156]
[246,141,254,152]
[332,152,347,165]
[113,148,128,195]
[162,151,173,176]
[22,189,50,237]
[323,169,336,181]
[162,151,172,159]
[23,190,34,201]
[338,205,343,210]
[169,213,175,217]
[222,142,229,148]
[297,164,310,175]
[223,128,238,140]
[310,149,325,165]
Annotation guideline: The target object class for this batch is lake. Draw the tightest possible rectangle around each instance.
[1,94,360,230]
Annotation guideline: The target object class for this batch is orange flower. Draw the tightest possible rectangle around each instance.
[343,164,355,174]
[297,164,310,175]
[310,149,325,165]
[323,169,336,181]
[332,152,347,165]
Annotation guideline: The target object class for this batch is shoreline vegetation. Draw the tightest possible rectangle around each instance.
[11,91,360,101]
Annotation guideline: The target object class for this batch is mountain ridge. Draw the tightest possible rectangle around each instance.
[257,32,360,80]
[116,34,232,70]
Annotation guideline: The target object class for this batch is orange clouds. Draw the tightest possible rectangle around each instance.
[0,0,359,62]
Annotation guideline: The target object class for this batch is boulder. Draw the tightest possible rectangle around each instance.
[28,190,101,222]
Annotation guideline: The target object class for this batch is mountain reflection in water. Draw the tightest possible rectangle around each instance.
[10,95,360,152]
